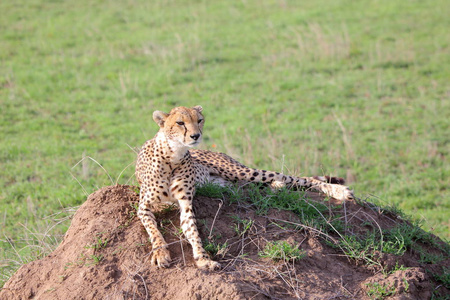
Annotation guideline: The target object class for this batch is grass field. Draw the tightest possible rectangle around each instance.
[1,0,449,285]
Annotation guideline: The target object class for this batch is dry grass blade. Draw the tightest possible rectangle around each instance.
[72,156,114,186]
[208,199,223,240]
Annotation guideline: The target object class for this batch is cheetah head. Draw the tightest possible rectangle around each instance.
[153,105,204,147]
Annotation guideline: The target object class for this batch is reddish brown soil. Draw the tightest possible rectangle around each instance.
[1,185,448,299]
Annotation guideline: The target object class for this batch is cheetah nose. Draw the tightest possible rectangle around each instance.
[190,133,201,141]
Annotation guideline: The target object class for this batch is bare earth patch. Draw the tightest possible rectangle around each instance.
[1,185,448,299]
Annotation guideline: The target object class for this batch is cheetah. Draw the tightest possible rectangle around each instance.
[136,105,354,270]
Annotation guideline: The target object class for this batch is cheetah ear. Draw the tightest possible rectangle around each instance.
[192,105,203,113]
[153,110,169,128]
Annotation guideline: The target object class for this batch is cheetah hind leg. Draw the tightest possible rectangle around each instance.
[308,176,355,201]
[270,177,355,201]
[207,175,233,187]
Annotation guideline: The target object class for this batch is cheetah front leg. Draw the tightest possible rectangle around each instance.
[170,176,221,270]
[138,184,171,268]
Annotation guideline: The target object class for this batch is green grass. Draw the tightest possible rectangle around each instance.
[366,281,396,300]
[203,239,228,259]
[432,267,449,289]
[84,233,109,250]
[259,240,306,262]
[199,182,449,295]
[199,182,447,275]
[232,216,254,237]
[1,0,449,286]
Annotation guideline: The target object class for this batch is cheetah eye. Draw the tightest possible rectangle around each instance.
[198,119,203,124]
[176,121,185,126]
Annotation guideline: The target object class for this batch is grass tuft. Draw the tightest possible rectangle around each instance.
[366,282,396,300]
[259,241,306,262]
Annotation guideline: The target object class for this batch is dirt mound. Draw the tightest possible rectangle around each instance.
[1,185,448,299]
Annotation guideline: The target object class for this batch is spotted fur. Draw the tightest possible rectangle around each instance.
[136,105,354,270]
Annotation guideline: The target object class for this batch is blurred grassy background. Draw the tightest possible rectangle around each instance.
[1,0,448,284]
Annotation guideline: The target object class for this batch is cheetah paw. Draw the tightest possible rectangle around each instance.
[195,258,221,271]
[335,186,355,201]
[343,187,355,200]
[150,247,171,268]
[270,180,286,190]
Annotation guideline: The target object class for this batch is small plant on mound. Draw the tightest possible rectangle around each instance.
[88,254,104,265]
[232,216,254,237]
[382,262,409,276]
[203,238,229,258]
[418,249,445,264]
[365,282,396,300]
[259,241,306,262]
[84,233,109,250]
[431,266,449,289]
[331,233,382,268]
